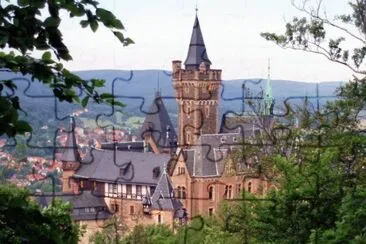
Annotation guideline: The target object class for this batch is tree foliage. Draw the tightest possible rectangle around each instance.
[0,184,84,243]
[0,0,133,137]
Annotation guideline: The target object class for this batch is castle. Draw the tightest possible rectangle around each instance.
[37,13,274,243]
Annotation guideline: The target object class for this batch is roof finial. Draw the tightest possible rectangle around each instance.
[195,2,198,15]
[268,58,271,81]
[155,72,161,97]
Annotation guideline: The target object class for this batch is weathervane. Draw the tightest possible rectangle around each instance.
[195,2,198,14]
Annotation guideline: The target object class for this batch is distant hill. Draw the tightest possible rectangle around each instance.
[0,69,342,130]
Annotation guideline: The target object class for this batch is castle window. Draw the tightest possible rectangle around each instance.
[208,186,215,201]
[205,105,210,118]
[184,87,189,94]
[208,208,214,216]
[176,186,186,199]
[130,205,135,215]
[236,184,242,195]
[79,180,84,189]
[187,106,191,118]
[126,184,132,195]
[158,214,162,224]
[93,181,97,190]
[150,186,156,195]
[225,185,232,199]
[136,185,142,196]
[186,131,192,144]
[181,187,186,199]
[248,182,252,193]
[111,204,119,213]
[112,184,117,194]
[178,167,185,175]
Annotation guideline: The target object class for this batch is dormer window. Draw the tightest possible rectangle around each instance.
[153,167,161,178]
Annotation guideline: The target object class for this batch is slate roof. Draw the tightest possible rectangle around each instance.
[75,148,172,185]
[100,141,145,152]
[60,117,80,162]
[35,191,111,221]
[151,169,183,211]
[184,15,211,70]
[182,133,242,177]
[139,93,177,150]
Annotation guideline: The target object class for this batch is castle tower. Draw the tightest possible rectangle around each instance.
[61,116,81,193]
[172,14,222,146]
[264,58,274,116]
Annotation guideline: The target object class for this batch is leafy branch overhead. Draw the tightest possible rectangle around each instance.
[0,0,133,137]
[261,0,366,75]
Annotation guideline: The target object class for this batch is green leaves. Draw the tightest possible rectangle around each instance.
[0,0,132,138]
[96,8,124,29]
[44,17,60,27]
[113,31,134,46]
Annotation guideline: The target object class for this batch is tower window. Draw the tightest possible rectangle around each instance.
[187,106,191,118]
[248,182,252,193]
[186,131,192,144]
[208,186,215,201]
[205,105,210,118]
[130,205,135,215]
[208,208,214,216]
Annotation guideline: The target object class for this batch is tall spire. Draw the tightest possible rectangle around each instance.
[184,14,211,70]
[264,58,274,116]
[60,115,80,163]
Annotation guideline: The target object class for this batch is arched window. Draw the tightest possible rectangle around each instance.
[225,185,232,199]
[208,186,215,200]
[248,182,252,193]
[186,131,192,144]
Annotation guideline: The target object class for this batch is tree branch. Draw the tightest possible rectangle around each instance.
[292,0,366,44]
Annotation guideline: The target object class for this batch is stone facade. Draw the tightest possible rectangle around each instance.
[172,61,221,147]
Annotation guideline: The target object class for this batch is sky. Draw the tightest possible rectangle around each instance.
[58,0,357,82]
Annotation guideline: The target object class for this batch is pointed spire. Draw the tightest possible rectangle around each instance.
[184,14,211,70]
[264,58,274,116]
[60,115,80,162]
[151,166,182,210]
